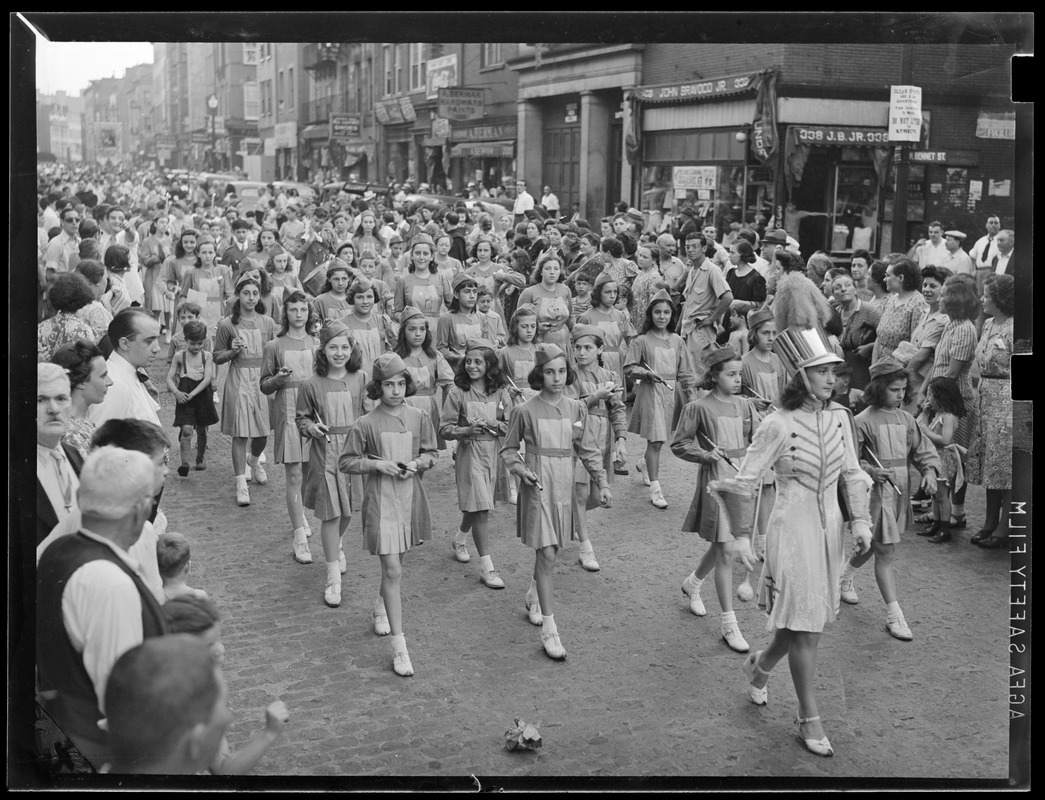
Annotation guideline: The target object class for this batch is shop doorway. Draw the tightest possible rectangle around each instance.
[543,126,580,216]
[608,122,622,209]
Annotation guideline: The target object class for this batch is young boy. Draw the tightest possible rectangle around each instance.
[167,319,219,474]
[156,532,209,602]
[832,363,863,412]
[167,301,212,362]
[476,285,507,347]
[572,273,594,321]
[727,308,749,357]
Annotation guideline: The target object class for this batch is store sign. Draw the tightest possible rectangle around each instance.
[975,111,1015,140]
[432,117,451,139]
[453,123,517,141]
[426,54,459,100]
[793,126,890,145]
[330,114,361,142]
[888,85,922,142]
[376,99,405,125]
[191,131,212,144]
[565,103,579,124]
[672,166,717,191]
[274,122,297,148]
[437,87,485,121]
[398,96,417,122]
[635,72,756,103]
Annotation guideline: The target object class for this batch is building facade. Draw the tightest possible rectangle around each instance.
[36,90,84,164]
[257,42,310,181]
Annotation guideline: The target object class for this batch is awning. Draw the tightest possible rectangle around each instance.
[450,140,515,159]
[301,123,329,140]
[633,70,764,105]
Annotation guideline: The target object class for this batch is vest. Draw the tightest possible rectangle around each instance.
[37,533,168,747]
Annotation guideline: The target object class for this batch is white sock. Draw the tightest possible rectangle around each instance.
[841,562,858,582]
[390,632,407,653]
[454,530,468,546]
[236,474,249,489]
[293,527,308,544]
[478,555,494,573]
[885,601,902,618]
[526,579,538,603]
[687,570,704,588]
[248,454,259,466]
[650,480,661,493]
[326,561,340,583]
[542,614,557,635]
[721,610,738,628]
[374,596,386,614]
[579,540,594,554]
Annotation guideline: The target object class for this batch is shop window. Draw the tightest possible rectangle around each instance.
[482,44,503,68]
[831,165,878,254]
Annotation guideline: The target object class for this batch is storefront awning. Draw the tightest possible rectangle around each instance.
[449,140,515,159]
[633,70,763,105]
[301,124,329,140]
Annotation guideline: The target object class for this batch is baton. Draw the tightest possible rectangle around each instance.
[637,359,667,385]
[313,410,332,443]
[862,443,903,496]
[697,430,738,471]
[742,385,777,411]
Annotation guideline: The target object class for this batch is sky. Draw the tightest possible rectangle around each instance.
[34,38,154,97]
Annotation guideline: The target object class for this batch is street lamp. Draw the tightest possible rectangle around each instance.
[207,94,218,171]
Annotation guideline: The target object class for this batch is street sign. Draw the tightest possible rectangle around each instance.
[889,85,922,143]
[191,131,212,144]
[437,88,485,122]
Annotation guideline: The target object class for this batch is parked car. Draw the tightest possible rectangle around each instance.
[223,180,269,207]
[401,193,511,221]
[273,181,318,202]
[320,180,394,205]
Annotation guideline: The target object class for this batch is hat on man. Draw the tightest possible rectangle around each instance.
[705,346,740,369]
[533,343,567,366]
[371,353,409,382]
[868,357,906,380]
[626,208,644,225]
[762,229,787,245]
[678,205,698,219]
[944,230,967,240]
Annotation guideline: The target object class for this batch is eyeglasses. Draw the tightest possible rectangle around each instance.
[64,217,81,223]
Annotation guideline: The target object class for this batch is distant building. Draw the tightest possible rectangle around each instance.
[36,90,84,163]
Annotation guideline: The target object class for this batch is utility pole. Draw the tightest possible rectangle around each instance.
[889,44,915,254]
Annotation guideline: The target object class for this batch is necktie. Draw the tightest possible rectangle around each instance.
[50,449,73,513]
[982,237,993,265]
[992,255,999,270]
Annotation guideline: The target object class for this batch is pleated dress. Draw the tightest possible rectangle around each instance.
[440,385,512,512]
[215,314,276,438]
[260,333,317,464]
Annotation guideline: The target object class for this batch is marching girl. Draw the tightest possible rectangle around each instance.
[717,327,873,758]
[159,227,200,337]
[296,321,369,609]
[916,376,967,544]
[839,358,939,641]
[433,232,464,284]
[568,325,628,572]
[440,338,512,582]
[736,307,785,601]
[395,305,455,453]
[312,259,354,323]
[624,289,701,509]
[500,344,612,660]
[436,273,484,372]
[517,252,574,353]
[179,235,230,339]
[671,346,759,653]
[340,277,396,377]
[352,210,387,260]
[339,354,439,677]
[266,245,304,304]
[498,304,541,503]
[393,233,453,332]
[578,273,636,388]
[355,250,393,317]
[261,291,319,564]
[213,273,277,507]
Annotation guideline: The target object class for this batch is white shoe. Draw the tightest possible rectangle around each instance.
[650,489,668,509]
[886,614,913,641]
[742,651,769,706]
[796,716,834,757]
[236,480,250,507]
[722,624,750,653]
[304,521,313,538]
[839,578,859,605]
[509,486,518,505]
[578,550,601,572]
[250,459,268,485]
[324,581,342,608]
[526,597,543,626]
[338,547,347,574]
[480,569,505,589]
[736,579,755,602]
[393,649,414,677]
[541,629,567,660]
[293,539,313,564]
[681,573,706,616]
[373,603,391,636]
[451,540,471,563]
[638,461,650,486]
[259,451,267,465]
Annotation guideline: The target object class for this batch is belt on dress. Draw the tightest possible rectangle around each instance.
[326,425,354,435]
[877,456,908,468]
[233,357,263,368]
[722,447,747,460]
[588,408,608,418]
[525,443,574,457]
[284,380,304,389]
[979,375,1008,380]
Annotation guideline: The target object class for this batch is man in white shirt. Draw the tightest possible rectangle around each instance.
[45,206,82,275]
[36,363,81,544]
[541,185,560,220]
[969,214,1001,269]
[88,309,162,428]
[42,193,62,231]
[993,229,1014,276]
[702,224,732,270]
[36,446,167,764]
[655,233,687,289]
[940,230,975,277]
[908,221,948,269]
[513,179,535,226]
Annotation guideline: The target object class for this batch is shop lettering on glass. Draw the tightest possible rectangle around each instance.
[796,126,890,145]
[637,74,752,102]
[672,166,717,192]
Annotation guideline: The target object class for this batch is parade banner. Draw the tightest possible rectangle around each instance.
[750,69,779,163]
[93,122,123,165]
